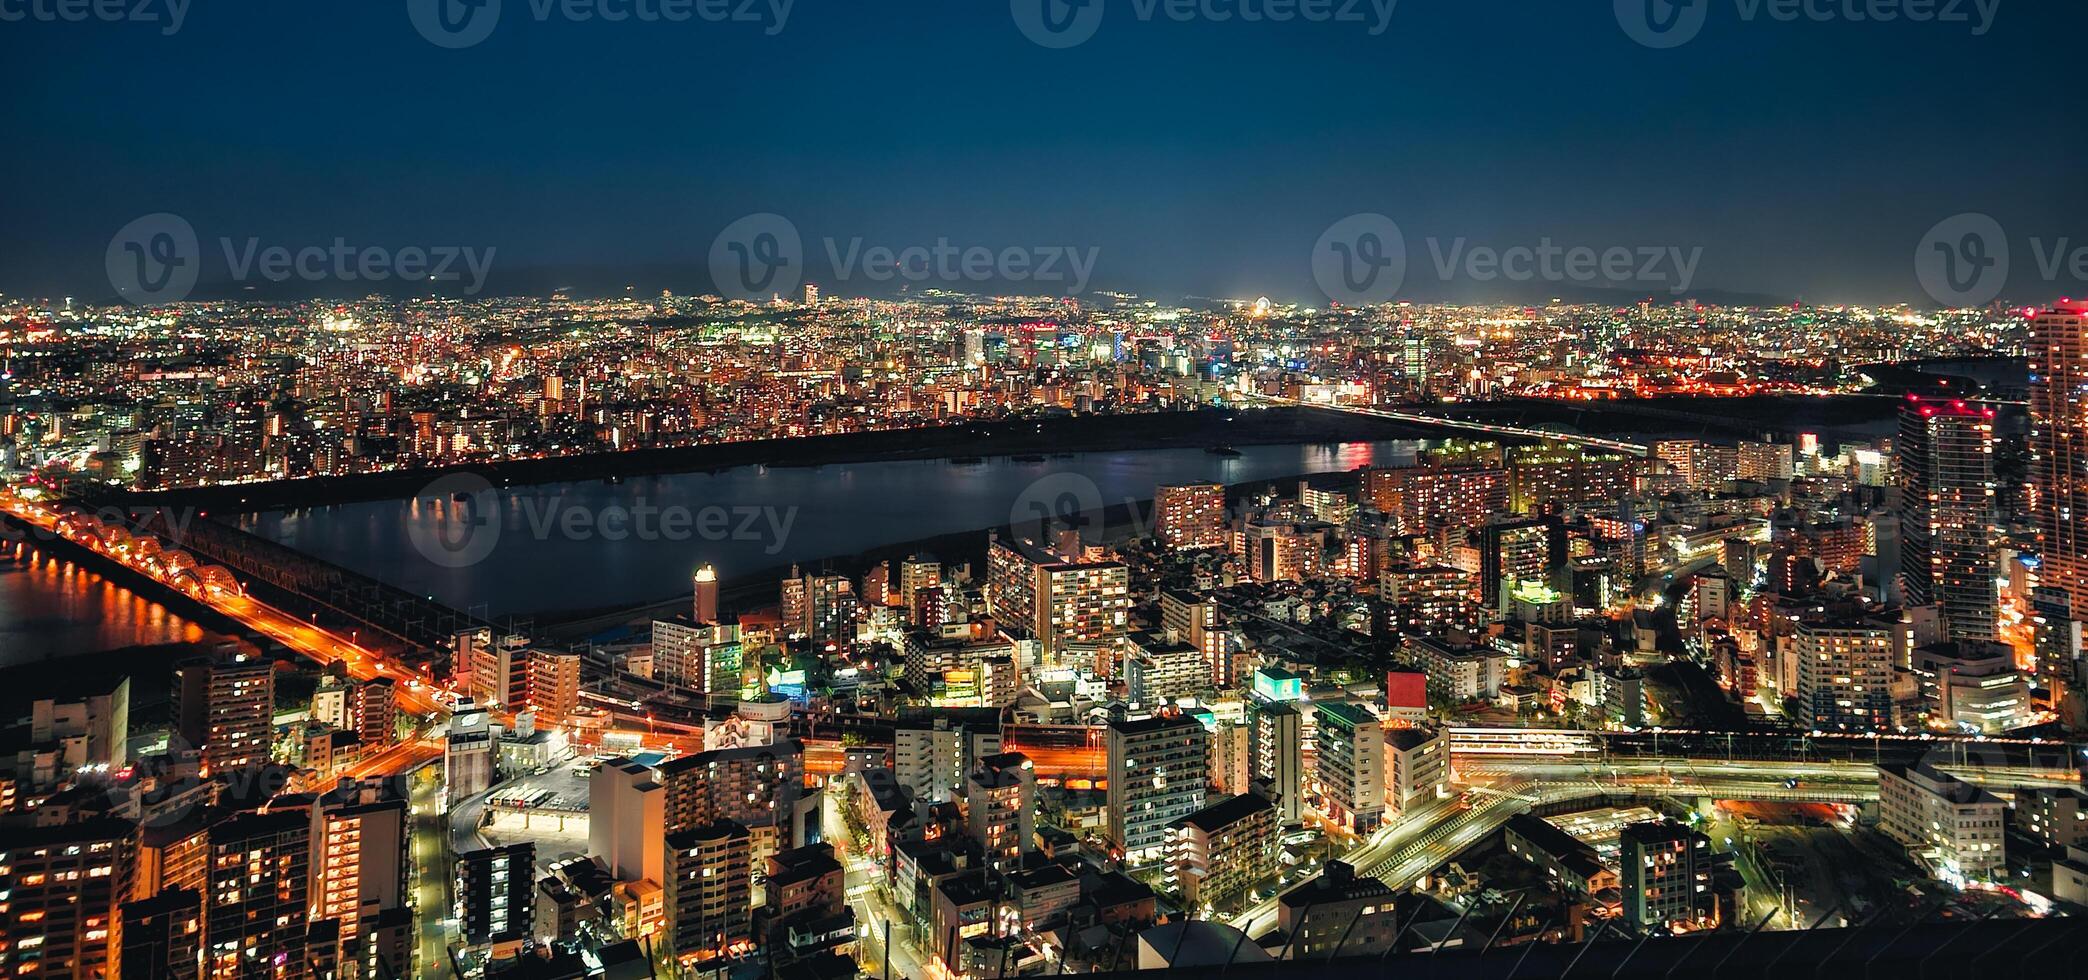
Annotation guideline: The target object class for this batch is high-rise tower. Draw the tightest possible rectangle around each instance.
[2031,302,2088,621]
[1897,395,1998,641]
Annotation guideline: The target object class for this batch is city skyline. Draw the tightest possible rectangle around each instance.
[8,4,2088,979]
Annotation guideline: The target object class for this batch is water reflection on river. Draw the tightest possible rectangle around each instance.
[0,538,212,666]
[244,441,1420,617]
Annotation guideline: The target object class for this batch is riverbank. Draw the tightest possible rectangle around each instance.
[1434,394,1909,441]
[117,407,1431,513]
[105,395,1917,516]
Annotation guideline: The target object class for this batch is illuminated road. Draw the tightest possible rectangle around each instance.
[410,765,456,978]
[822,793,932,980]
[3,492,448,720]
[344,738,446,782]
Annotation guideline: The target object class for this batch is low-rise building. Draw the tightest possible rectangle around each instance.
[1878,763,2006,884]
[1167,793,1277,914]
[1384,726,1449,814]
[1503,814,1618,896]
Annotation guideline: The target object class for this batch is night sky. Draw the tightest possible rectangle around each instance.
[4,0,2086,305]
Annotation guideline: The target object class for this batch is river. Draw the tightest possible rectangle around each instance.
[0,537,216,667]
[239,441,1421,618]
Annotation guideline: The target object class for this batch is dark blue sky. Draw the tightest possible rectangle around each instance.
[4,0,2085,304]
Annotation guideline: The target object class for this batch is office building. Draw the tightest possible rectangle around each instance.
[1246,690,1304,824]
[1383,670,1428,727]
[2017,787,2088,850]
[446,701,497,805]
[1505,814,1617,896]
[1878,763,2006,883]
[1794,619,1894,731]
[526,648,582,723]
[206,810,312,978]
[455,842,536,949]
[0,817,135,979]
[352,678,395,748]
[1314,701,1386,834]
[1384,726,1449,813]
[1619,821,1717,932]
[177,651,275,775]
[115,888,203,980]
[1106,714,1210,865]
[311,783,410,939]
[590,756,667,885]
[964,752,1036,873]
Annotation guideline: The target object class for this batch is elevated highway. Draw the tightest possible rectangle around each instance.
[1447,726,2081,782]
[1231,729,2081,940]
